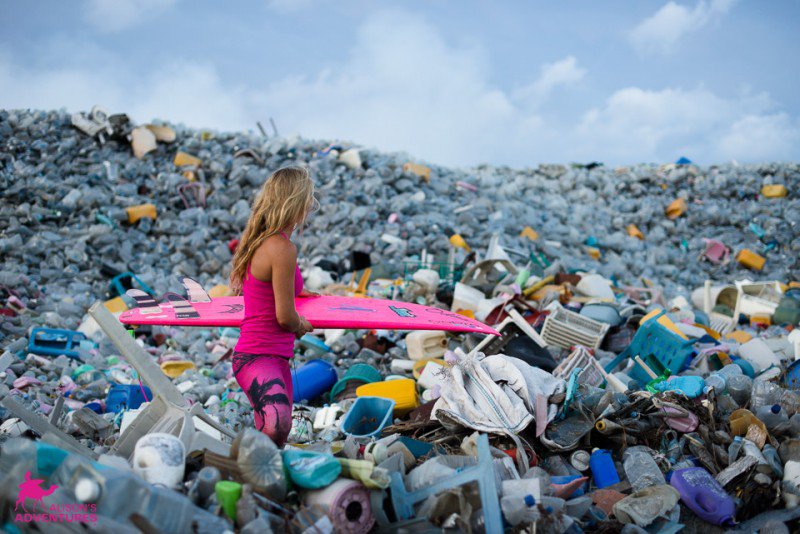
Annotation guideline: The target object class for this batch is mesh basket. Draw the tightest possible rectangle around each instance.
[541,307,610,350]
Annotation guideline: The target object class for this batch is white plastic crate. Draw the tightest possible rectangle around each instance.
[541,306,610,350]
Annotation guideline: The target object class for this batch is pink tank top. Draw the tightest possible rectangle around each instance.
[235,233,304,357]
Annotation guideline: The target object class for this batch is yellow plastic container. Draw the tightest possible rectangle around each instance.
[174,151,202,167]
[403,162,431,182]
[125,203,157,224]
[761,184,788,198]
[726,330,752,344]
[103,296,128,314]
[160,360,196,378]
[520,226,539,241]
[356,379,419,415]
[449,234,470,251]
[736,249,765,271]
[665,198,687,219]
[626,224,644,240]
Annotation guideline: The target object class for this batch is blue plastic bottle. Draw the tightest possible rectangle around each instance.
[670,467,735,526]
[589,449,620,488]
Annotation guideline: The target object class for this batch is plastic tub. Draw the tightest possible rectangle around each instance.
[356,379,419,415]
[291,359,338,402]
[341,396,396,438]
[329,363,382,402]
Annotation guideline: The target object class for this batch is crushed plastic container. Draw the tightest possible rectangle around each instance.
[356,378,419,415]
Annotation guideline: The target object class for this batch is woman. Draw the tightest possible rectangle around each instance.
[229,166,317,446]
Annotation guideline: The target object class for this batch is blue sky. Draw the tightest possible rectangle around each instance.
[2,0,798,167]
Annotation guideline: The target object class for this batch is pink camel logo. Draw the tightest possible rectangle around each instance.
[15,472,58,513]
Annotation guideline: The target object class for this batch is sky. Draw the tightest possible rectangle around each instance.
[1,0,799,167]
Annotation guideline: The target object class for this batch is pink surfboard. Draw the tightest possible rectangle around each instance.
[119,294,499,335]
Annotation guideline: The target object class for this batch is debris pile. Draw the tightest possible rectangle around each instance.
[1,107,800,532]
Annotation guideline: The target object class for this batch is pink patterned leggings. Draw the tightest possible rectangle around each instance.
[232,351,293,447]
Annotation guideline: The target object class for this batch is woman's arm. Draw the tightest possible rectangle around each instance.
[269,240,312,335]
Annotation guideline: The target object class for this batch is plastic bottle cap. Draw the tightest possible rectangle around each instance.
[771,404,781,414]
[524,494,536,506]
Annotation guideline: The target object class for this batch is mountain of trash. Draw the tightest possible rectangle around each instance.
[1,107,800,533]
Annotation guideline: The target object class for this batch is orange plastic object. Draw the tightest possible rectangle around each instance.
[729,409,767,439]
[174,151,202,167]
[761,185,788,198]
[520,226,539,241]
[587,247,601,260]
[403,162,431,182]
[103,297,128,314]
[665,198,687,219]
[736,249,766,271]
[726,330,753,344]
[449,234,470,251]
[626,224,644,240]
[125,204,157,224]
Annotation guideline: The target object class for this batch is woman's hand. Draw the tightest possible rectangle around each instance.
[298,289,320,298]
[294,316,314,338]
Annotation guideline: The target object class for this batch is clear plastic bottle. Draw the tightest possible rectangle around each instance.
[756,404,789,433]
[751,379,781,412]
[779,389,800,417]
[704,364,743,393]
[762,444,784,477]
[728,436,743,465]
[790,413,800,437]
[622,446,665,492]
[727,374,753,407]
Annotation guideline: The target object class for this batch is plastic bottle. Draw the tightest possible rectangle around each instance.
[622,446,665,492]
[670,467,736,526]
[589,449,620,488]
[750,380,781,412]
[779,389,800,417]
[728,436,743,465]
[727,374,753,407]
[742,438,768,465]
[762,444,784,477]
[790,413,800,437]
[756,404,789,433]
[704,364,743,393]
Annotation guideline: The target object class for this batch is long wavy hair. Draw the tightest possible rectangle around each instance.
[229,166,317,294]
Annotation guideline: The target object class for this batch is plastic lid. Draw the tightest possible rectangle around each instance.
[771,404,782,414]
[524,495,536,506]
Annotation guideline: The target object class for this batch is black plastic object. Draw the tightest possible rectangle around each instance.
[481,322,556,372]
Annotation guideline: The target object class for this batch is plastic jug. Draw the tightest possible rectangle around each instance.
[670,467,736,526]
[356,378,419,415]
[589,449,620,489]
[756,404,789,433]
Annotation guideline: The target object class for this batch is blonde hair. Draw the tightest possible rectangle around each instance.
[229,166,316,294]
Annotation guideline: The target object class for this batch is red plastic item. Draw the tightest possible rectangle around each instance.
[228,239,239,254]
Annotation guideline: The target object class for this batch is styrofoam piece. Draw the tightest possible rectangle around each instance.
[389,433,502,533]
[451,282,485,313]
[405,330,447,361]
[738,338,780,373]
[541,305,610,350]
[576,274,614,300]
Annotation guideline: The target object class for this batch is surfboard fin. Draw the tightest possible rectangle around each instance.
[126,289,163,315]
[179,276,211,303]
[163,292,201,319]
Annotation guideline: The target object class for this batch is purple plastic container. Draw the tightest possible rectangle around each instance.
[670,467,735,526]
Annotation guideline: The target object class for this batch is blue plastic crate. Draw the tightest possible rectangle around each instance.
[28,328,89,359]
[605,311,696,385]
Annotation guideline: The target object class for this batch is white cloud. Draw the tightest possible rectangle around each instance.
[513,56,586,106]
[630,0,737,55]
[576,86,798,163]
[84,0,179,32]
[1,8,798,166]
